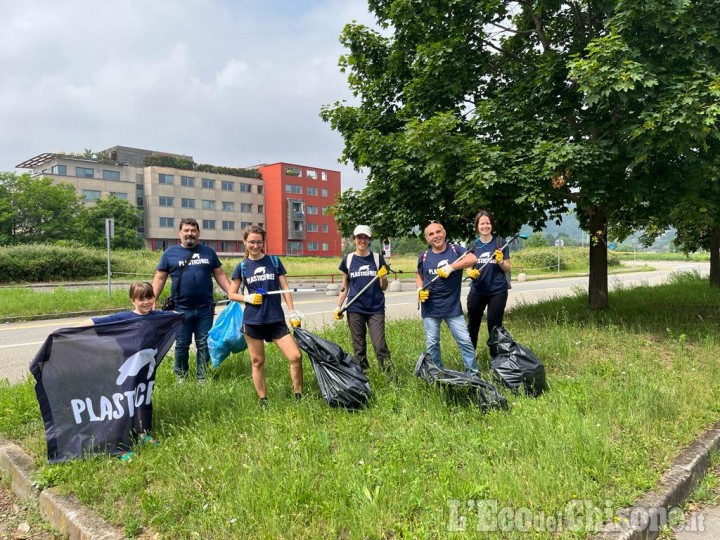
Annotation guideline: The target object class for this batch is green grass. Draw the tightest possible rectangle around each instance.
[2,274,720,538]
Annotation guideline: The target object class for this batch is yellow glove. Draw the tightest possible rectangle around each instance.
[436,264,455,279]
[245,293,263,305]
[467,268,481,280]
[418,288,430,302]
[333,308,344,320]
[376,265,388,279]
[289,310,302,328]
[493,249,504,263]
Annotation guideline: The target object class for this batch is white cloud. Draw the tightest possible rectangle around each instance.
[0,0,376,189]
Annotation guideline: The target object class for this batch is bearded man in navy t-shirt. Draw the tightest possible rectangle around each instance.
[152,218,232,381]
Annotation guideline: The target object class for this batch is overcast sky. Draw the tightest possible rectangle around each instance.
[0,0,376,190]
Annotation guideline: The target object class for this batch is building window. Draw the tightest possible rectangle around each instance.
[285,166,301,177]
[82,189,101,201]
[222,201,235,212]
[308,242,319,251]
[182,198,195,209]
[181,176,195,187]
[102,170,120,181]
[221,180,234,191]
[202,200,216,210]
[51,164,67,175]
[202,178,215,189]
[160,217,174,228]
[239,183,252,193]
[285,184,302,194]
[76,167,95,178]
[322,188,328,197]
[158,173,174,184]
[293,221,304,232]
[109,192,128,200]
[258,222,264,229]
[321,171,327,181]
[159,196,174,207]
[307,205,318,215]
[287,241,302,255]
[307,169,317,180]
[257,204,264,214]
[307,223,318,232]
[240,221,252,229]
[307,187,318,196]
[257,185,264,194]
[240,203,252,213]
[322,243,329,251]
[322,224,329,233]
[203,220,216,229]
[222,220,235,230]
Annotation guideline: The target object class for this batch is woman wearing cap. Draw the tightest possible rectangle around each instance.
[334,225,393,373]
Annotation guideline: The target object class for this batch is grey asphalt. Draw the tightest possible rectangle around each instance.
[1,260,718,538]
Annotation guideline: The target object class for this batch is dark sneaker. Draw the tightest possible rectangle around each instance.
[259,397,269,408]
[294,392,303,401]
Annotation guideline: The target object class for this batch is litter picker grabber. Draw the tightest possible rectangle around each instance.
[337,265,392,316]
[256,287,322,295]
[420,244,478,291]
[472,233,529,274]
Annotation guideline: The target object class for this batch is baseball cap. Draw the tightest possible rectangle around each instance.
[353,225,372,238]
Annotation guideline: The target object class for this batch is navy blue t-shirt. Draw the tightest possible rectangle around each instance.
[231,255,287,325]
[469,235,510,296]
[91,310,164,325]
[338,252,387,315]
[157,244,222,310]
[417,244,466,318]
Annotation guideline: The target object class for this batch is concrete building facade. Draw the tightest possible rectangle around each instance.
[16,147,342,257]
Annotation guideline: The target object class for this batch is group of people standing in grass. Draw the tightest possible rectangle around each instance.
[100,211,512,407]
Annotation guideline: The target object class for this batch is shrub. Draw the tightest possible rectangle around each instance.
[0,245,108,283]
[514,246,620,273]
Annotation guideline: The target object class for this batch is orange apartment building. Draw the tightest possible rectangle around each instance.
[259,162,342,257]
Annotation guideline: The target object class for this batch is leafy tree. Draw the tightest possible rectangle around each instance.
[525,232,550,249]
[76,196,144,249]
[0,172,84,244]
[322,0,720,308]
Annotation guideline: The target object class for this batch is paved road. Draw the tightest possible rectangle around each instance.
[0,261,708,385]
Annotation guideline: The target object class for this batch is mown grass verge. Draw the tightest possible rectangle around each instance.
[1,274,719,539]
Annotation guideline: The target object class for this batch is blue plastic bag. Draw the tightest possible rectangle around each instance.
[208,302,247,368]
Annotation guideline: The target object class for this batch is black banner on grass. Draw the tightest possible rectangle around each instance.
[30,313,184,463]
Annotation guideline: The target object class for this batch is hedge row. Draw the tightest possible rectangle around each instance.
[0,245,120,283]
[514,246,619,272]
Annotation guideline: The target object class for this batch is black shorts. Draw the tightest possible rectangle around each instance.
[243,321,290,343]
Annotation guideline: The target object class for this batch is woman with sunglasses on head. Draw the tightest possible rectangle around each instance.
[466,210,511,351]
[228,226,303,405]
[334,225,393,373]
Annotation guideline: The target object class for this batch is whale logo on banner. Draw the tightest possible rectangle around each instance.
[30,312,184,463]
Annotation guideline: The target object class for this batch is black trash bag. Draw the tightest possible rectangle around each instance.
[414,352,508,413]
[293,328,371,409]
[487,326,546,397]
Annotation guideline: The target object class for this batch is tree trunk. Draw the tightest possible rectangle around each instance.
[710,226,720,287]
[588,209,609,309]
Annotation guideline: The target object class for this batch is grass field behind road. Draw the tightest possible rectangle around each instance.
[1,273,719,538]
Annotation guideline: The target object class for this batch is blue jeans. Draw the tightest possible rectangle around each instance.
[423,315,478,374]
[174,306,214,379]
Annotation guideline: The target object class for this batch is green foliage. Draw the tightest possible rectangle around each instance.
[0,244,109,282]
[76,196,144,249]
[322,0,720,307]
[524,232,550,248]
[0,172,84,245]
[144,155,262,179]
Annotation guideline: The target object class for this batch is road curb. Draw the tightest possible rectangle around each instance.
[0,436,124,540]
[590,420,720,539]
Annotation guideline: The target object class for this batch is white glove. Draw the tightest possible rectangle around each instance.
[437,264,455,279]
[245,293,263,305]
[288,310,301,328]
